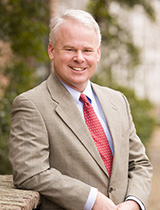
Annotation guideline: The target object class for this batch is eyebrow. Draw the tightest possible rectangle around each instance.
[63,45,95,50]
[63,45,75,49]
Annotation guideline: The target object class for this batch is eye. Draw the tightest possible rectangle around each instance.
[84,49,93,53]
[65,48,75,52]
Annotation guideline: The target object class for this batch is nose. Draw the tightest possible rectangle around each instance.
[73,50,85,63]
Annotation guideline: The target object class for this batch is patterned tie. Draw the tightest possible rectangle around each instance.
[80,93,113,177]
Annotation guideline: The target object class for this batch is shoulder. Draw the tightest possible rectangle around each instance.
[91,82,131,114]
[12,79,48,109]
[92,82,126,101]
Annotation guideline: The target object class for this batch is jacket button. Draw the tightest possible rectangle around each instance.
[109,187,114,193]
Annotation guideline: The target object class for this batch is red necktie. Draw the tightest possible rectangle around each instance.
[80,93,113,177]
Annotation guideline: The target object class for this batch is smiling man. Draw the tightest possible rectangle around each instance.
[9,9,152,210]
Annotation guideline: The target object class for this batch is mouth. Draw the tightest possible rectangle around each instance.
[70,66,86,71]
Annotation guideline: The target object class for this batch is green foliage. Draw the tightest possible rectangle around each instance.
[0,0,49,174]
[0,0,49,61]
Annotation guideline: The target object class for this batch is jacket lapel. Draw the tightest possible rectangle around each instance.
[92,84,122,178]
[46,73,109,176]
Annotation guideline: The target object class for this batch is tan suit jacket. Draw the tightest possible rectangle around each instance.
[9,73,152,210]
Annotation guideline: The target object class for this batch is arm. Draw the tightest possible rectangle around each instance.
[9,94,91,210]
[122,94,153,208]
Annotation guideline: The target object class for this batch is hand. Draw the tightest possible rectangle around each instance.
[117,200,140,210]
[92,191,117,210]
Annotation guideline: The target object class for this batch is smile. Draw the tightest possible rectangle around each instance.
[70,67,86,71]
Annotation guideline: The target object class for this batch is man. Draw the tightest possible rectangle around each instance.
[9,9,152,210]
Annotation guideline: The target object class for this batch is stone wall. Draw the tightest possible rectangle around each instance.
[0,175,40,210]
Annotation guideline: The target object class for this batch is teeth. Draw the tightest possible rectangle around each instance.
[72,67,84,71]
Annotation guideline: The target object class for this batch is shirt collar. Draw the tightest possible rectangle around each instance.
[58,79,93,105]
[82,82,93,104]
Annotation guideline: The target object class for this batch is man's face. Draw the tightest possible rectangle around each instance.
[48,20,101,92]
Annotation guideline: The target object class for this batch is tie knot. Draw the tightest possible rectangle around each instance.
[79,93,90,105]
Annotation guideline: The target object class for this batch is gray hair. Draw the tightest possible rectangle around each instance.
[49,9,102,47]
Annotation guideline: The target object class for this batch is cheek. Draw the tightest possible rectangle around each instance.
[59,54,72,64]
[88,57,99,67]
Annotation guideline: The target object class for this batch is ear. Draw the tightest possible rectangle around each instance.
[48,42,54,60]
[97,46,101,63]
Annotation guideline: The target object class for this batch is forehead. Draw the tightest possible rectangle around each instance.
[55,20,99,47]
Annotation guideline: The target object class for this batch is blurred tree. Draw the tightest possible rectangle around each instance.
[88,0,157,144]
[0,0,49,174]
[87,0,156,85]
[0,0,49,60]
